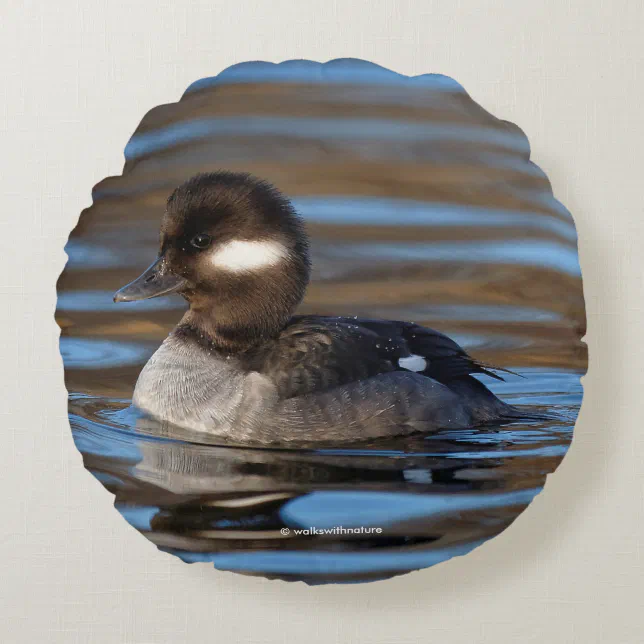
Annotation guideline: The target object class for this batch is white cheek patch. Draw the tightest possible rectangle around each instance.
[209,240,289,273]
[399,354,428,372]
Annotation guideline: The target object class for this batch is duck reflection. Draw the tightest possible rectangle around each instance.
[71,394,559,581]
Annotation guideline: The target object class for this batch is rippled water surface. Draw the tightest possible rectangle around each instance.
[58,59,586,584]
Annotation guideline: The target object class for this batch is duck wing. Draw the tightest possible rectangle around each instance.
[254,315,508,399]
[344,317,509,384]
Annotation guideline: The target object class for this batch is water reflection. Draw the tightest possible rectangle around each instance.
[185,58,464,93]
[57,59,586,583]
[124,117,529,161]
[294,197,578,241]
[59,338,154,369]
[70,367,578,583]
[322,239,581,275]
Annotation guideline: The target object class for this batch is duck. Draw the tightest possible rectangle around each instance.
[114,171,528,445]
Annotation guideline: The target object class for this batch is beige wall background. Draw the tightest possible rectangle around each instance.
[1,1,642,642]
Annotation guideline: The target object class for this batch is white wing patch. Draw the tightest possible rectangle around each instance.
[398,354,427,372]
[210,239,289,272]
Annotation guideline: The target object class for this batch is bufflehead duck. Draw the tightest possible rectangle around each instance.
[114,171,526,445]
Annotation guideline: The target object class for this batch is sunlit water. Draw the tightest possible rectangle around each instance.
[57,59,586,584]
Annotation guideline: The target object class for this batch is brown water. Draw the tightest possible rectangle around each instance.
[57,59,586,584]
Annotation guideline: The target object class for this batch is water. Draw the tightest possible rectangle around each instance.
[57,59,586,584]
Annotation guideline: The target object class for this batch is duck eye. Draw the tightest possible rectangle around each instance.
[190,233,212,249]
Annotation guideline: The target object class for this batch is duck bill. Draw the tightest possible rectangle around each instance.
[113,255,188,303]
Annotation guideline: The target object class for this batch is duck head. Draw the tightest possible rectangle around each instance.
[114,171,311,351]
